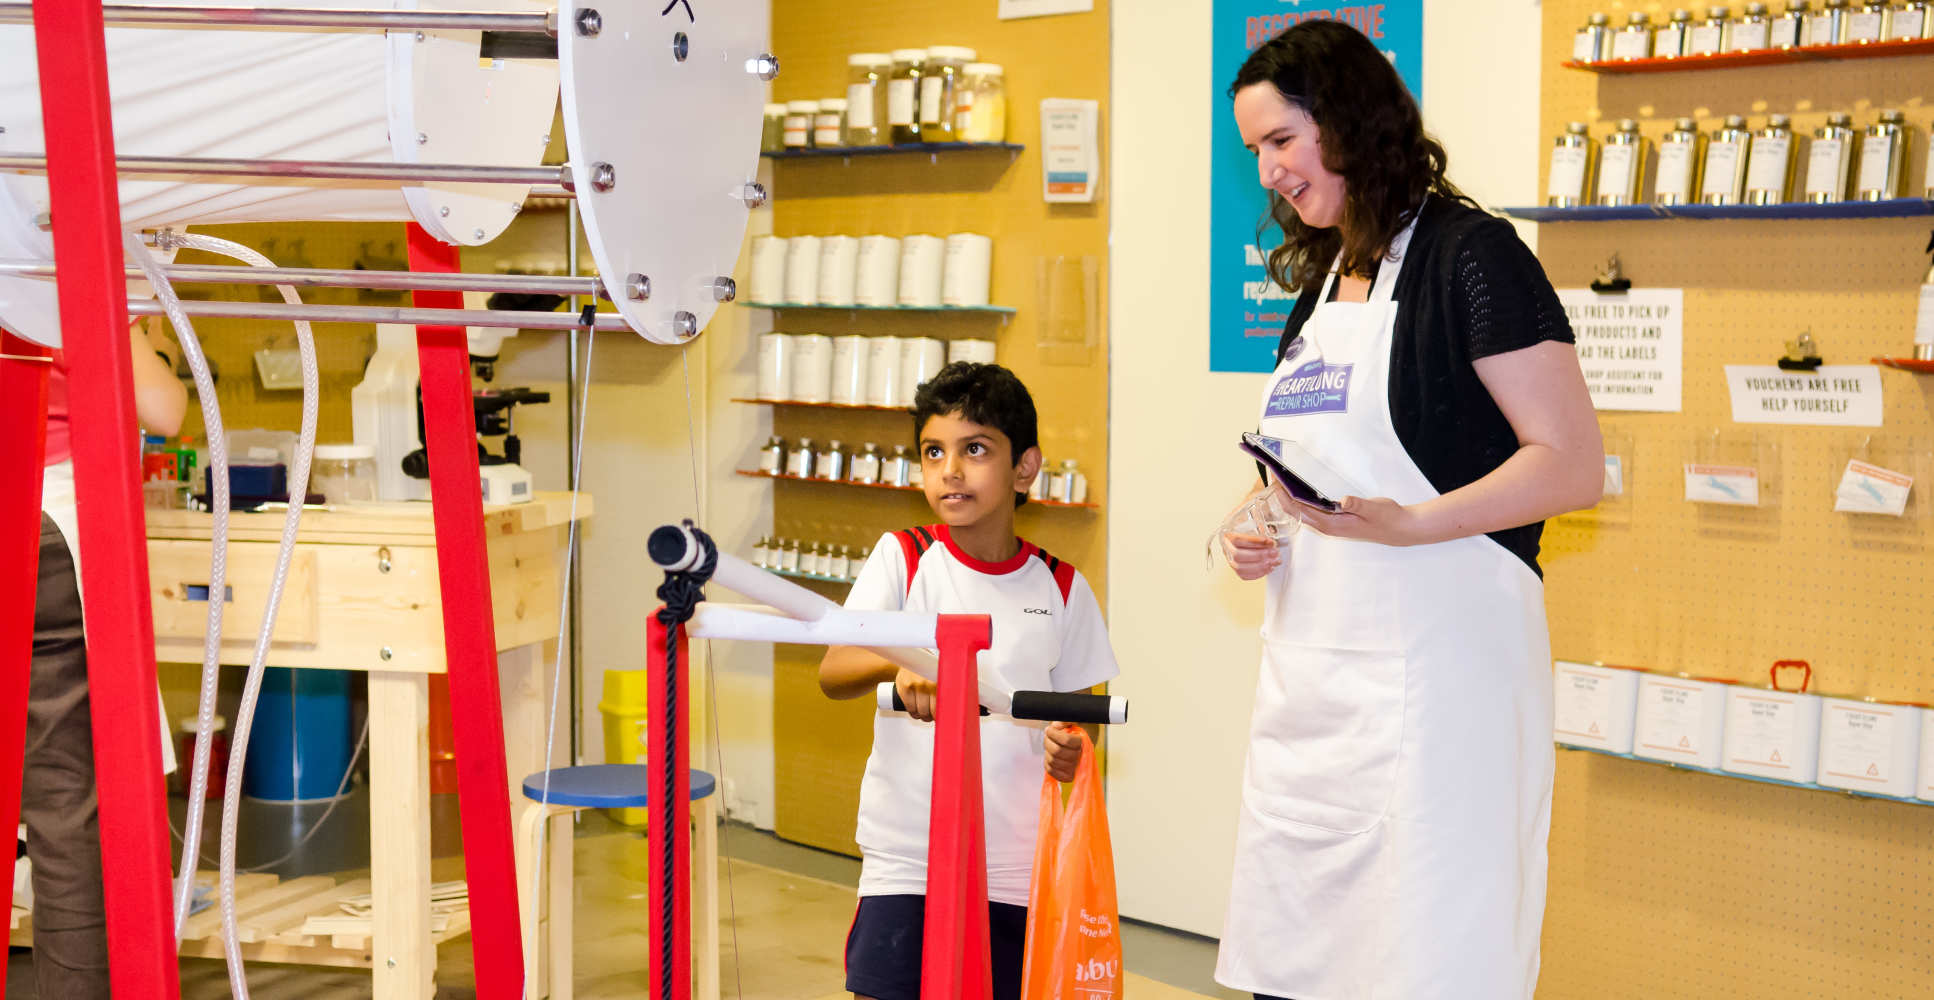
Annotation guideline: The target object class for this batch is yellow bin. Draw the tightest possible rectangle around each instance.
[598,668,651,826]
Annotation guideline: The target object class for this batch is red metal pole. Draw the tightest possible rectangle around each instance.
[406,224,526,996]
[0,334,53,985]
[646,613,692,1000]
[29,0,181,992]
[923,613,995,1000]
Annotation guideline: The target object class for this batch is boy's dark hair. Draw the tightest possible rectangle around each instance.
[910,361,1039,508]
[1227,19,1469,297]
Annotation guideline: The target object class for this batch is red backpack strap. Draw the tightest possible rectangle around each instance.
[894,526,940,597]
[1030,546,1077,604]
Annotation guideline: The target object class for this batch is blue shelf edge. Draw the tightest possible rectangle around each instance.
[744,301,1016,315]
[1503,198,1934,222]
[1558,743,1930,806]
[762,142,1024,160]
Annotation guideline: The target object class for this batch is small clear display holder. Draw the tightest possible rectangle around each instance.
[1720,660,1823,784]
[1553,660,1642,753]
[1831,434,1928,519]
[1685,429,1779,508]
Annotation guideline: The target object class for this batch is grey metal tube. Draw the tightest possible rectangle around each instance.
[125,299,628,331]
[0,4,555,32]
[0,154,571,189]
[565,199,584,766]
[0,261,604,296]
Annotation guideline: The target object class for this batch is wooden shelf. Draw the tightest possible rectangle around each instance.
[762,141,1024,160]
[736,469,1099,509]
[732,397,904,412]
[744,301,1016,316]
[1501,198,1934,222]
[1565,35,1934,74]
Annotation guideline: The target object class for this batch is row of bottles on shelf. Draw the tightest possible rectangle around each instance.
[1547,110,1926,207]
[752,536,867,581]
[760,48,1006,151]
[754,435,1091,504]
[1574,1,1933,63]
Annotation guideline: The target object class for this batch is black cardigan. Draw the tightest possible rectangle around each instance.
[1273,196,1575,576]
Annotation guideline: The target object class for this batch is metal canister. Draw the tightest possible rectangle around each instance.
[1052,459,1088,505]
[1655,117,1705,205]
[1925,116,1934,197]
[758,436,785,475]
[1732,2,1774,49]
[1701,115,1752,205]
[1574,12,1612,61]
[1690,6,1734,53]
[1613,11,1654,59]
[1806,0,1850,43]
[884,444,912,487]
[1845,0,1891,40]
[815,440,846,481]
[1856,110,1910,200]
[1655,8,1695,54]
[779,539,801,573]
[1597,119,1646,206]
[1804,112,1857,202]
[1547,122,1596,208]
[849,442,881,484]
[1773,0,1811,46]
[786,437,815,479]
[1889,0,1931,39]
[1745,114,1797,204]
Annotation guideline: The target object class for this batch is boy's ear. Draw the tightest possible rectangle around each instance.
[1014,446,1044,496]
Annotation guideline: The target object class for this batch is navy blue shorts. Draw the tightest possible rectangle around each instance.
[844,894,1027,1000]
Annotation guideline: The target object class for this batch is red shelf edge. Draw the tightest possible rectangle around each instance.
[734,469,1100,509]
[1565,36,1934,74]
[1873,356,1934,374]
[730,397,907,412]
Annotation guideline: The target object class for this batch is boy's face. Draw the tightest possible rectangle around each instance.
[917,411,1042,529]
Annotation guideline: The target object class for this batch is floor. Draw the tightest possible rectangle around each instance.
[8,800,1243,999]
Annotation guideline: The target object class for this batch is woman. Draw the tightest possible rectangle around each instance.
[1214,21,1602,1000]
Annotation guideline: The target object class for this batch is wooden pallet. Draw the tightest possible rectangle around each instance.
[9,871,472,969]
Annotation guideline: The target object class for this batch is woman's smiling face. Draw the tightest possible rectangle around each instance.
[1234,83,1346,231]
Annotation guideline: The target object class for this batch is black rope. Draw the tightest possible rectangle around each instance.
[653,521,715,998]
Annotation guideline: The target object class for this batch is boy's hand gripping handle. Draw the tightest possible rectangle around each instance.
[876,683,1128,724]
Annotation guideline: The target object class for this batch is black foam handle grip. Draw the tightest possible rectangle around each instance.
[1010,690,1120,725]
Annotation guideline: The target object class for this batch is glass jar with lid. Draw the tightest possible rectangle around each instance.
[783,100,818,150]
[312,444,377,504]
[845,53,892,147]
[918,46,976,141]
[887,49,927,144]
[814,99,847,149]
[761,103,787,153]
[955,63,1006,143]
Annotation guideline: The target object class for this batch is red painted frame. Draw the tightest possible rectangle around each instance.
[922,613,995,1000]
[0,333,52,959]
[647,615,693,1000]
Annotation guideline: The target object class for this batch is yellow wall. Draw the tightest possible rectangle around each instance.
[763,0,1112,855]
[1537,4,1934,993]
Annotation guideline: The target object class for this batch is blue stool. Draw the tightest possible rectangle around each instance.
[516,765,720,1000]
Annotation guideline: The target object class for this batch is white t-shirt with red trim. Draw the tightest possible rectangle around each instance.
[844,523,1119,906]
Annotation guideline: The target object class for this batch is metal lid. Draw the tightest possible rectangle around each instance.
[1628,10,1650,22]
[1826,112,1852,126]
[826,439,842,449]
[817,98,847,112]
[1707,5,1731,15]
[765,103,787,115]
[1672,8,1694,18]
[925,45,979,62]
[797,436,813,446]
[1616,118,1640,131]
[963,62,1004,76]
[1589,12,1610,24]
[1785,0,1811,11]
[1767,113,1791,127]
[1674,116,1698,130]
[1566,121,1589,134]
[848,52,892,67]
[1746,1,1768,13]
[1877,109,1905,124]
[1723,114,1748,128]
[890,48,929,62]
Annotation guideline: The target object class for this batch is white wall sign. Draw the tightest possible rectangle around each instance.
[999,0,1093,19]
[1039,98,1100,203]
[1558,288,1684,413]
[1725,365,1883,427]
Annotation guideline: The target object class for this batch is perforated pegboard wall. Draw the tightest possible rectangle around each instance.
[1535,3,1934,996]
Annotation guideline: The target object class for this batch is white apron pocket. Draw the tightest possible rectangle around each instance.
[1245,640,1406,835]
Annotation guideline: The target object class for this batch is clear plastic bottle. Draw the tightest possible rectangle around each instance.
[845,53,892,147]
[919,46,976,141]
[887,49,928,145]
[955,63,1007,143]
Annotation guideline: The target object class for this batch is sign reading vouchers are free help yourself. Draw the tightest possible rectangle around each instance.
[1558,289,1684,413]
[1210,1,1423,373]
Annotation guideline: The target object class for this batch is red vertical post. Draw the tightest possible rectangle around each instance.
[405,225,525,995]
[645,614,692,1000]
[0,334,52,963]
[29,0,181,993]
[923,613,995,1000]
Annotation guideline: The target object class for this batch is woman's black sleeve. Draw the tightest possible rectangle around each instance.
[1450,218,1575,361]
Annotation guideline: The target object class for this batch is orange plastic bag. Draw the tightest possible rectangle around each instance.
[1019,728,1122,1000]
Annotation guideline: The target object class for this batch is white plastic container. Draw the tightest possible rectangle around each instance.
[817,235,859,307]
[756,333,794,401]
[1721,677,1823,783]
[897,337,947,404]
[948,338,996,365]
[311,444,378,504]
[748,235,788,304]
[865,336,904,407]
[941,232,993,307]
[830,335,869,406]
[897,234,946,308]
[1918,707,1934,802]
[855,235,902,307]
[1552,660,1642,753]
[1633,674,1730,769]
[783,235,822,305]
[789,333,834,404]
[1816,697,1923,797]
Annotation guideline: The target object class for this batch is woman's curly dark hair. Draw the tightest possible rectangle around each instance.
[1228,20,1468,297]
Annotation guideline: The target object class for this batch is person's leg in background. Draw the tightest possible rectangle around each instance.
[24,512,109,996]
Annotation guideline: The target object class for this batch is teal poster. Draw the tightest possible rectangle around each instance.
[1210,2,1423,372]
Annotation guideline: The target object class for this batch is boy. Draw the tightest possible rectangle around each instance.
[818,362,1119,1000]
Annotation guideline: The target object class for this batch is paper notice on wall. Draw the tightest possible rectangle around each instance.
[1725,365,1883,427]
[999,0,1092,19]
[1558,289,1683,412]
[1834,459,1913,516]
[1039,98,1100,203]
